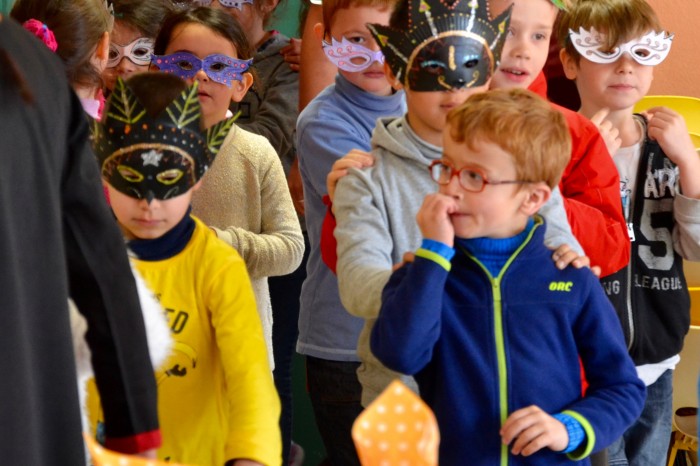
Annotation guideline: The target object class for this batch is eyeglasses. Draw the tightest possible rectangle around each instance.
[428,160,532,193]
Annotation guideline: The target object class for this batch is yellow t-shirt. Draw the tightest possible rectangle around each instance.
[87,217,281,466]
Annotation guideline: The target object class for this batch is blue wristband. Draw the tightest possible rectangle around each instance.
[420,239,455,261]
[553,413,585,453]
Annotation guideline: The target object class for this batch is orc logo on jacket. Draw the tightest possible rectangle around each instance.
[549,281,573,292]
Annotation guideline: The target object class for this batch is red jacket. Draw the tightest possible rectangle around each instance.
[530,72,630,277]
[321,73,630,277]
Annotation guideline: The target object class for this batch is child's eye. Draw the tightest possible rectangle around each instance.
[464,170,483,182]
[108,48,120,60]
[132,47,152,59]
[421,60,446,74]
[208,62,228,72]
[347,36,366,45]
[117,165,144,183]
[507,27,515,37]
[176,60,195,71]
[533,33,548,41]
[156,169,184,185]
[634,48,650,58]
[463,58,479,69]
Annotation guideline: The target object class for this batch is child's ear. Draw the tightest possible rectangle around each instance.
[92,31,111,74]
[520,182,551,216]
[262,0,280,15]
[230,72,254,102]
[384,63,403,91]
[313,22,325,43]
[559,49,578,81]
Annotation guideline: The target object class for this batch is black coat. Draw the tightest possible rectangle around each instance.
[0,17,159,465]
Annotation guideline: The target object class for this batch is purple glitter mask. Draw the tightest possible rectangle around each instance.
[322,37,384,72]
[192,0,254,10]
[151,52,252,88]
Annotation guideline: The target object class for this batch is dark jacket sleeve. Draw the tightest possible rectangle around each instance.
[62,95,161,453]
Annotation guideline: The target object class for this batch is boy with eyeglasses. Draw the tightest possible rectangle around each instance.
[371,88,645,465]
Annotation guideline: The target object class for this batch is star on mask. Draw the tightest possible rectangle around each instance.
[142,149,163,167]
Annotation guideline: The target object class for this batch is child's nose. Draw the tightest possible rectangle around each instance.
[615,54,636,73]
[117,57,137,74]
[195,69,209,82]
[511,37,529,60]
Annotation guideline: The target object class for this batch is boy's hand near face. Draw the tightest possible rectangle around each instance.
[590,108,622,156]
[500,405,569,456]
[416,193,458,247]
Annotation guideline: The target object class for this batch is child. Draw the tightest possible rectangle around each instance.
[102,0,174,92]
[331,0,583,408]
[0,16,160,465]
[211,0,299,176]
[89,73,282,466]
[371,88,645,465]
[11,0,113,118]
[152,7,305,367]
[295,0,403,462]
[559,1,700,464]
[208,2,304,462]
[487,0,630,278]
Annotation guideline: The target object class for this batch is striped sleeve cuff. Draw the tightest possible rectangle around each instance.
[416,239,455,271]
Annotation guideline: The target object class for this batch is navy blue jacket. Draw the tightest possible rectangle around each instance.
[372,220,645,465]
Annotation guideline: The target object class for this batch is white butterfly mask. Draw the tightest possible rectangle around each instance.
[569,27,673,66]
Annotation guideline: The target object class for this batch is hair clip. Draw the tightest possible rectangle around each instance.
[22,19,58,52]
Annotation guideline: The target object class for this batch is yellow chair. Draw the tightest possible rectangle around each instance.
[634,95,700,152]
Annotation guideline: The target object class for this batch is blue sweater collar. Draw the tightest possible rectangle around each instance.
[457,218,535,277]
[128,208,195,261]
[335,73,405,111]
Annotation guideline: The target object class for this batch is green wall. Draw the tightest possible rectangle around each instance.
[0,0,14,15]
[270,0,303,38]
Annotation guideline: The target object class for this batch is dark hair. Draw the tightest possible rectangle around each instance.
[11,0,112,90]
[113,0,175,39]
[154,6,252,60]
[115,72,188,117]
[389,0,408,29]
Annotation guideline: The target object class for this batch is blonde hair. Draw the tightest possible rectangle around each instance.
[447,88,571,189]
[558,0,662,64]
[322,0,396,35]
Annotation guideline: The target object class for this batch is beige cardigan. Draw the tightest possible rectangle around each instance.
[192,124,304,368]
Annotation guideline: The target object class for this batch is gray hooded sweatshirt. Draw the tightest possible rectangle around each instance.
[334,115,582,406]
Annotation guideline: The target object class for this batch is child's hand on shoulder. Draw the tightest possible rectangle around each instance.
[500,405,569,456]
[551,244,601,277]
[416,193,457,247]
[327,149,375,203]
[645,107,696,165]
[280,38,301,72]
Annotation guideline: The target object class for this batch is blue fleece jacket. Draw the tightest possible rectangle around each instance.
[372,218,645,465]
[296,74,406,360]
